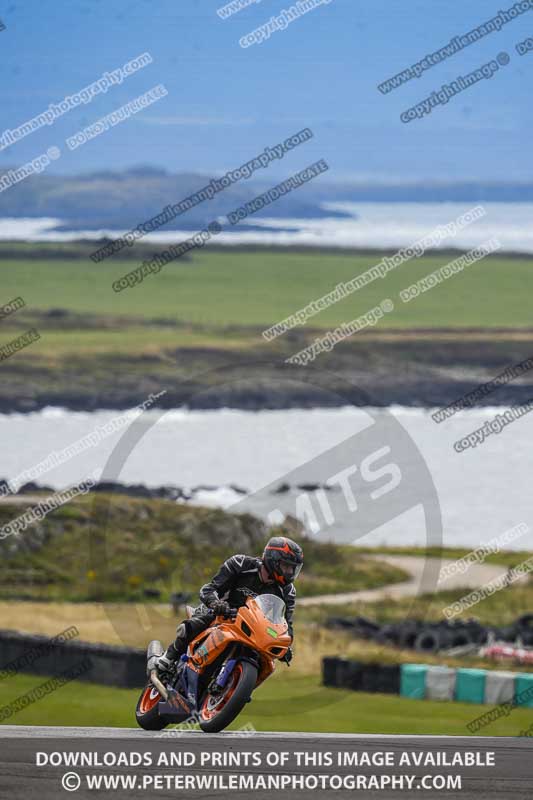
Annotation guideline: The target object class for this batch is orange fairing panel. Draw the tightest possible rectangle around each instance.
[239,599,292,654]
[190,625,238,669]
[188,595,293,674]
[256,656,275,687]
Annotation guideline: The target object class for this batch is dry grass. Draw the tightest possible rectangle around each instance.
[0,601,175,648]
[2,601,531,677]
[0,601,351,676]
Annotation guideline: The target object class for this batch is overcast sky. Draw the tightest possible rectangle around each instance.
[0,0,531,181]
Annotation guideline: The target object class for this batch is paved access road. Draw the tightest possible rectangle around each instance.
[298,555,523,605]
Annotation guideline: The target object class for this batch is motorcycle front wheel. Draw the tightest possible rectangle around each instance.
[199,661,257,733]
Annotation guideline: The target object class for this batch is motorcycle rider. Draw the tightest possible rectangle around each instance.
[156,535,303,674]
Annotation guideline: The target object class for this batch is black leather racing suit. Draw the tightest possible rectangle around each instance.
[169,554,296,657]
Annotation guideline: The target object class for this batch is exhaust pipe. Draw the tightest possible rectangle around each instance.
[149,669,168,701]
[147,639,164,669]
[146,640,168,700]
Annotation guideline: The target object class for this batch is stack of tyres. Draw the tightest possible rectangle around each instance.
[322,658,400,694]
[325,615,533,652]
[322,657,364,689]
[322,656,340,687]
[364,663,400,694]
[425,665,456,701]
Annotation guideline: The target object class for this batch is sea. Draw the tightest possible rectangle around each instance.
[1,202,533,252]
[1,201,531,550]
[0,405,531,551]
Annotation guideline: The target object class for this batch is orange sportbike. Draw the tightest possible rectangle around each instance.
[135,593,292,733]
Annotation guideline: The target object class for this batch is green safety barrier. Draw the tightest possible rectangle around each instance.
[515,673,533,708]
[400,663,427,700]
[329,659,533,708]
[455,668,486,704]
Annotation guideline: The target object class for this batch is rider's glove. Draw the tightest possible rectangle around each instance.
[211,599,234,618]
[281,646,293,665]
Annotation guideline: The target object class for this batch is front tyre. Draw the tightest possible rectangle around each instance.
[135,683,168,731]
[199,661,257,733]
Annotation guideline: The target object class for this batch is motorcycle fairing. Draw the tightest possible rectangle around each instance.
[157,685,192,722]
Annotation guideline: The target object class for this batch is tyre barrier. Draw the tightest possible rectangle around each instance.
[322,657,400,694]
[327,615,533,652]
[0,629,146,688]
[323,657,533,707]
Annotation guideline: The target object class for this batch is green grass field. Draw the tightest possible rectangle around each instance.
[350,545,533,570]
[2,247,532,411]
[2,250,533,330]
[1,671,531,736]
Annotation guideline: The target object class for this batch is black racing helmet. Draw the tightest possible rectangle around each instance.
[262,536,303,586]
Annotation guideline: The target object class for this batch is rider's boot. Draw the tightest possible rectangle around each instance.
[156,624,188,676]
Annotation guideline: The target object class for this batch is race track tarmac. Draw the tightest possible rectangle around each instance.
[0,727,531,799]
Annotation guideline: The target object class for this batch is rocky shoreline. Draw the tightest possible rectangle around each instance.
[0,478,339,503]
[2,323,533,414]
[1,381,532,414]
[2,345,533,415]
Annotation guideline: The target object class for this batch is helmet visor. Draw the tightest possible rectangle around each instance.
[278,560,302,581]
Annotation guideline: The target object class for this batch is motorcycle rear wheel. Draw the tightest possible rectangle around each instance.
[199,661,257,733]
[135,683,168,730]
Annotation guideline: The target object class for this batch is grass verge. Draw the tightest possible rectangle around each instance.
[1,671,531,736]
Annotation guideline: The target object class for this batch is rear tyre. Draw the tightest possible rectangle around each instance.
[135,683,168,731]
[199,661,257,733]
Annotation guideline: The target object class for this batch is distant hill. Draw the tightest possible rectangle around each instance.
[1,165,533,232]
[0,165,339,231]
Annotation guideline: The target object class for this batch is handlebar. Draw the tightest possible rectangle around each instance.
[215,607,238,620]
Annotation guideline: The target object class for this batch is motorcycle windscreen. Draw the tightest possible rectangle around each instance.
[254,593,286,624]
